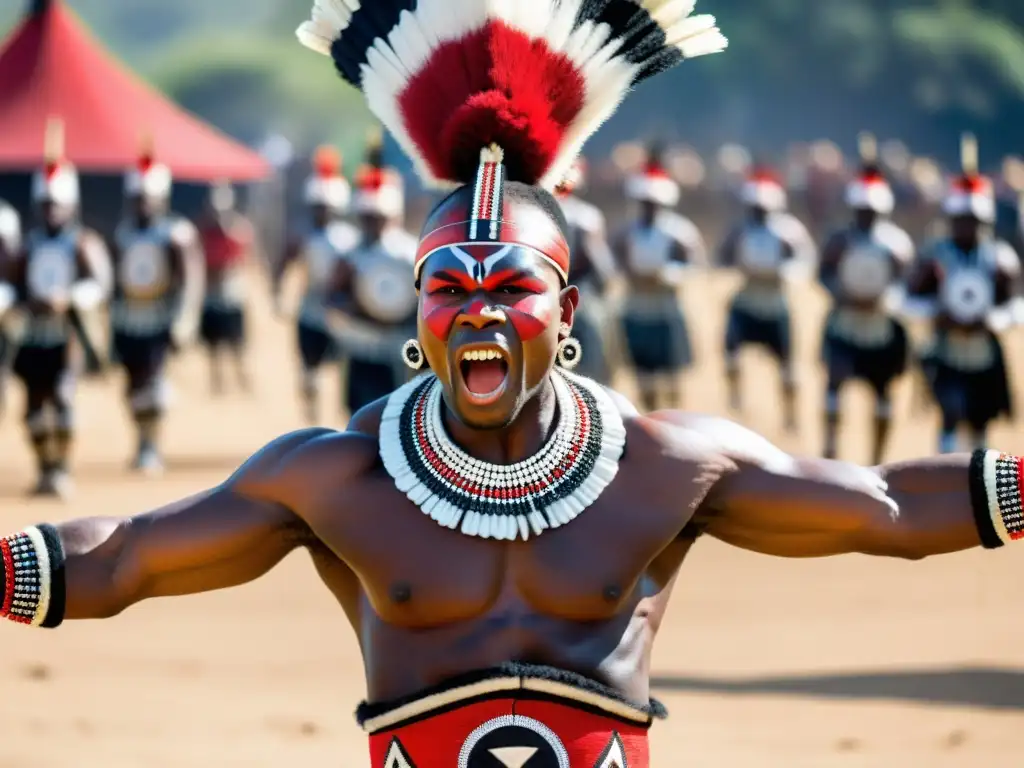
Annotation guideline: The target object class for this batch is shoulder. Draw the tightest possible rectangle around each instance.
[384,228,419,260]
[768,212,808,240]
[226,426,379,507]
[988,239,1020,274]
[77,228,110,258]
[643,411,794,474]
[167,216,199,246]
[657,211,701,243]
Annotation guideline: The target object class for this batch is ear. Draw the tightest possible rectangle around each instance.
[558,284,580,337]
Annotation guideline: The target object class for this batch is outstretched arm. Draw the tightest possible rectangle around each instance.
[654,413,999,559]
[1,429,333,625]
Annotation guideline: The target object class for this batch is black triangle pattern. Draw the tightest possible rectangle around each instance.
[383,736,416,768]
[593,731,628,768]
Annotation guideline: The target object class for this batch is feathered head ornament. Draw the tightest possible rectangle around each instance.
[124,131,173,200]
[32,117,79,207]
[740,163,786,212]
[943,133,994,223]
[845,132,894,215]
[352,127,405,218]
[298,0,727,282]
[625,143,680,207]
[304,144,352,211]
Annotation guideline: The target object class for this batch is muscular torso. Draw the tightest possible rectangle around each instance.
[245,398,719,704]
[820,221,912,310]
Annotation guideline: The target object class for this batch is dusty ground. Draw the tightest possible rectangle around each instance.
[1,270,1022,767]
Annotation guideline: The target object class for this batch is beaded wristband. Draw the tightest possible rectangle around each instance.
[0,524,66,628]
[969,450,1024,549]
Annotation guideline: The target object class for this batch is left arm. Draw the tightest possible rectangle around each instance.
[71,230,112,312]
[169,220,206,343]
[655,413,994,559]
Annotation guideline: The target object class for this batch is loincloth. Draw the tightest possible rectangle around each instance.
[358,663,666,767]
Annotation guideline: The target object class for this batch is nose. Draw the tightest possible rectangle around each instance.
[456,299,506,330]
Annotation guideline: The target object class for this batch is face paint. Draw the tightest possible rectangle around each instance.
[420,244,558,341]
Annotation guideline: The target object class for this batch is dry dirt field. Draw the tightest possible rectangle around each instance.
[1,270,1022,767]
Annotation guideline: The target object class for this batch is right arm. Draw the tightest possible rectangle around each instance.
[816,231,845,297]
[2,429,334,624]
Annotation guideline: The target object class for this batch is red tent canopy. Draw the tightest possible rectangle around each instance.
[0,0,270,181]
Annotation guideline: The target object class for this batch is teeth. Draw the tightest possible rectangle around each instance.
[460,348,503,362]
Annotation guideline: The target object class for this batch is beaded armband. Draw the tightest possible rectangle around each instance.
[969,450,1024,549]
[0,524,66,627]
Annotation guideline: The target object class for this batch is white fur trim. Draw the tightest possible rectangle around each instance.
[943,192,995,223]
[31,166,79,206]
[124,164,173,198]
[298,0,726,191]
[304,175,352,210]
[353,184,404,218]
[845,179,894,215]
[625,174,680,206]
[741,180,787,211]
[982,450,1012,545]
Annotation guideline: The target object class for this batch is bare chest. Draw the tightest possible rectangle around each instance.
[309,448,696,628]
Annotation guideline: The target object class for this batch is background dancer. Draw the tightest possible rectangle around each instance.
[555,157,619,384]
[1,121,108,498]
[615,145,706,411]
[329,132,417,416]
[907,135,1021,453]
[110,140,204,475]
[198,181,255,396]
[0,199,21,416]
[273,145,357,424]
[819,134,915,463]
[718,164,815,431]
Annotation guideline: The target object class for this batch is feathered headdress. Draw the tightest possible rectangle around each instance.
[298,0,727,282]
[845,132,894,215]
[741,163,786,212]
[554,156,587,199]
[625,143,679,207]
[304,144,352,211]
[943,133,994,223]
[352,126,405,218]
[124,131,173,199]
[31,117,79,207]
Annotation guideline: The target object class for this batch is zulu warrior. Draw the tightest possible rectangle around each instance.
[6,6,1024,768]
[274,146,358,424]
[615,145,706,411]
[198,181,255,395]
[110,140,204,475]
[554,157,618,384]
[907,135,1021,454]
[0,198,22,415]
[818,134,915,463]
[0,121,108,497]
[718,164,814,431]
[328,132,418,416]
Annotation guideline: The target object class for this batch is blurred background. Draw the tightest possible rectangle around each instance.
[1,2,1024,766]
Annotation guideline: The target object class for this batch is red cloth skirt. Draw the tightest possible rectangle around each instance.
[359,664,665,767]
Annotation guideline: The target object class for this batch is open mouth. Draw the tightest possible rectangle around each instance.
[457,345,510,404]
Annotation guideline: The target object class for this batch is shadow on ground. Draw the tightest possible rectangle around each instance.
[652,665,1024,710]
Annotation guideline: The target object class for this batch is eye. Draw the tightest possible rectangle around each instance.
[431,285,464,295]
[494,284,529,295]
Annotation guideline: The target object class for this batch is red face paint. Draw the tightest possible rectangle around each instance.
[419,245,559,342]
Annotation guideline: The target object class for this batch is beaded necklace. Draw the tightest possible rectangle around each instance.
[379,369,626,540]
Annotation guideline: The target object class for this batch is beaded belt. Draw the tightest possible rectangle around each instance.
[359,665,664,768]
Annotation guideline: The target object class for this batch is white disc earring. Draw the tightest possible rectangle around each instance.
[556,336,582,369]
[401,338,426,370]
